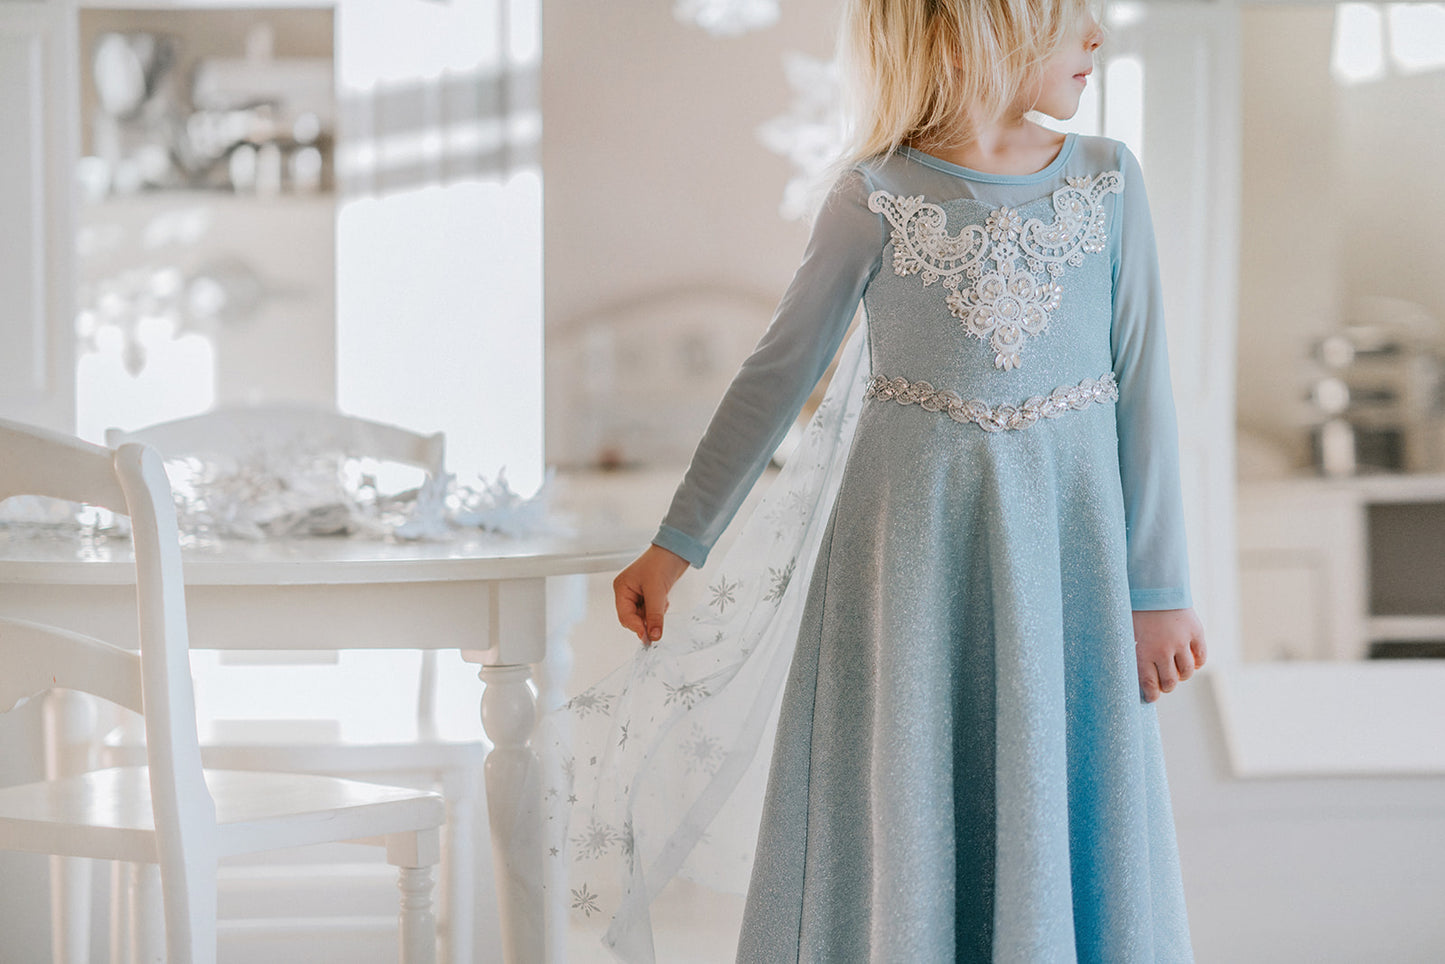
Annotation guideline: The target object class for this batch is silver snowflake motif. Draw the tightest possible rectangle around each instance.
[683,725,724,775]
[573,817,617,859]
[566,690,613,718]
[663,679,710,709]
[766,488,812,536]
[764,558,796,602]
[619,821,636,859]
[571,883,601,917]
[636,643,665,679]
[708,575,739,612]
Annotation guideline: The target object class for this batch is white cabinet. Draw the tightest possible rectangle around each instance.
[1238,475,1445,661]
[0,0,76,430]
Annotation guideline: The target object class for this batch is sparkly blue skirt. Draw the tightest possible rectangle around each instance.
[735,398,1193,962]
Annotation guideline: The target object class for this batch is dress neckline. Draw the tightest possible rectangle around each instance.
[898,133,1077,184]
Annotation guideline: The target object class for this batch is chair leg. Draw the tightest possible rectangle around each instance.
[440,769,477,964]
[111,861,133,964]
[129,864,164,964]
[49,855,92,964]
[387,829,440,964]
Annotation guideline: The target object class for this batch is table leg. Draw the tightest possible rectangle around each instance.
[476,662,543,964]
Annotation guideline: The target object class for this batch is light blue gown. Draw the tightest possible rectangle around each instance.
[649,134,1195,962]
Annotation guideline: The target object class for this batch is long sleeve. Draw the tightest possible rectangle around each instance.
[653,170,884,568]
[1108,144,1192,610]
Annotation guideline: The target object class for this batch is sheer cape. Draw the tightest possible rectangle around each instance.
[538,322,870,963]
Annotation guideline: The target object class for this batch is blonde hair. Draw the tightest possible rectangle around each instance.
[833,0,1094,171]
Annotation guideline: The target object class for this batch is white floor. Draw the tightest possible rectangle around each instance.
[566,879,744,964]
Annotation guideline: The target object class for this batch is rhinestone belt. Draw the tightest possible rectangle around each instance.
[864,372,1118,432]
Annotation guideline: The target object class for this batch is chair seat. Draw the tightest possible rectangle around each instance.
[104,726,488,775]
[0,767,445,865]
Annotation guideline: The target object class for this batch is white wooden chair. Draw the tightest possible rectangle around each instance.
[0,417,445,964]
[103,404,486,962]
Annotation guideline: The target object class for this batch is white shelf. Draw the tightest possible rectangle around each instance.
[1368,615,1445,642]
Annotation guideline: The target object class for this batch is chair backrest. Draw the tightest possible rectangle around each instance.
[105,404,446,478]
[106,403,447,725]
[0,417,216,961]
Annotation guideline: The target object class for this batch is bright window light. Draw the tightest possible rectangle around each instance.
[1332,4,1386,84]
[75,318,215,443]
[1106,1,1147,28]
[1104,55,1145,167]
[508,0,541,65]
[337,171,544,495]
[1386,4,1445,73]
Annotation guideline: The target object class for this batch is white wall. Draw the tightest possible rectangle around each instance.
[1236,8,1342,466]
[1236,7,1445,469]
[541,0,836,465]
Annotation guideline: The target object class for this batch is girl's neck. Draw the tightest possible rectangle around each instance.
[909,119,1066,177]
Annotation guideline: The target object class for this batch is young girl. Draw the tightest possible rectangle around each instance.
[555,1,1206,960]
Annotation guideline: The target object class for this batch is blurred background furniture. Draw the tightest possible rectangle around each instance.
[103,403,487,964]
[0,417,445,964]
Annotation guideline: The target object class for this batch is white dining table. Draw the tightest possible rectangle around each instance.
[0,525,643,964]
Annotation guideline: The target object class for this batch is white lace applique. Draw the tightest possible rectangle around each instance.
[868,170,1124,370]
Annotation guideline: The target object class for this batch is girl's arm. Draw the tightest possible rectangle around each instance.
[1109,143,1207,700]
[615,170,884,643]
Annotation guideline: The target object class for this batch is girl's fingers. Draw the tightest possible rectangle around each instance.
[641,578,667,644]
[1138,660,1161,703]
[1174,647,1194,681]
[1155,657,1180,693]
[613,577,648,642]
[1191,635,1208,669]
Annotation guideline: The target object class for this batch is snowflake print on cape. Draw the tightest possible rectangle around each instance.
[573,816,617,860]
[662,678,710,709]
[868,170,1123,370]
[683,724,725,775]
[571,883,601,917]
[764,558,796,602]
[708,575,739,612]
[565,689,613,718]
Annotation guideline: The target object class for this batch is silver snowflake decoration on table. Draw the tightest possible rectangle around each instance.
[757,52,847,220]
[674,0,778,35]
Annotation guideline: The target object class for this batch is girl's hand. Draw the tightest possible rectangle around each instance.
[1132,608,1207,703]
[613,544,690,645]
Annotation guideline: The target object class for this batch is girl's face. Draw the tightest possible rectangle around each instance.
[1024,14,1104,120]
